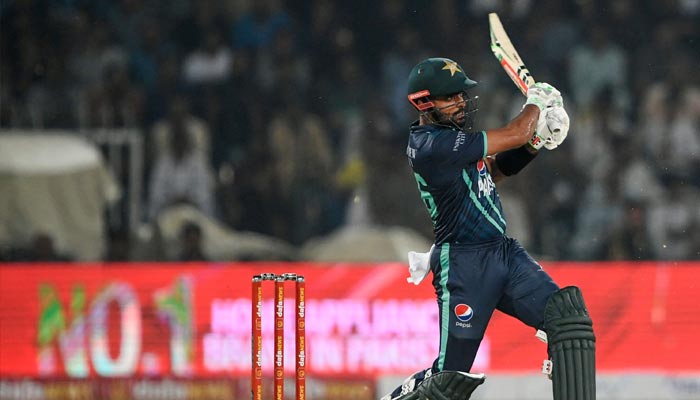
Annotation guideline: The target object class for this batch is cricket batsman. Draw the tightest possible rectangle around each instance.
[380,57,596,400]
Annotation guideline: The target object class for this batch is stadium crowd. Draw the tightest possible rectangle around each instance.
[1,0,698,261]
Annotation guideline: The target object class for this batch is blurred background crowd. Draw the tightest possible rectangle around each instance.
[1,0,698,262]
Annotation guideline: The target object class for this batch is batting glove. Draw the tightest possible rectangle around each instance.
[525,82,563,112]
[541,106,570,150]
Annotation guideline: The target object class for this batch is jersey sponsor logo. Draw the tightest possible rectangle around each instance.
[476,159,495,198]
[455,303,474,328]
[476,159,487,176]
[478,174,496,198]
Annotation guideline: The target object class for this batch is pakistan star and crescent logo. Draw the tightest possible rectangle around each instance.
[442,60,462,76]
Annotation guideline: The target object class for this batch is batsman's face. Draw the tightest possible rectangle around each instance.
[433,92,466,121]
[432,91,477,129]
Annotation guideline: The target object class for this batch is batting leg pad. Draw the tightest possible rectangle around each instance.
[544,286,596,400]
[391,371,485,400]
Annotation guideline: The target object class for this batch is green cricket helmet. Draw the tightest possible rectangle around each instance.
[407,57,479,129]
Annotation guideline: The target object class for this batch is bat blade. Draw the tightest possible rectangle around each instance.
[488,13,535,96]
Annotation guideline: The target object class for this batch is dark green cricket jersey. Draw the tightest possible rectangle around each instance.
[407,122,507,245]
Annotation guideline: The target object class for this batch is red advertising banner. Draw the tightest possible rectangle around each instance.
[0,377,376,400]
[1,262,698,381]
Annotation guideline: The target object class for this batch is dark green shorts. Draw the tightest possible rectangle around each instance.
[429,236,559,372]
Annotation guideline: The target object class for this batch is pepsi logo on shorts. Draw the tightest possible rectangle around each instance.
[454,303,474,322]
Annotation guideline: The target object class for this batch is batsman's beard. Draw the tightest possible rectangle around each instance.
[432,107,473,130]
[429,96,478,130]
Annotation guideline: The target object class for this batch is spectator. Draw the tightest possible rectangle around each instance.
[105,229,132,261]
[213,50,257,168]
[267,93,338,244]
[65,11,109,93]
[173,0,229,54]
[104,0,155,51]
[609,200,654,260]
[147,117,215,222]
[182,28,233,86]
[24,233,72,262]
[143,54,186,126]
[220,129,279,235]
[84,62,145,128]
[150,94,211,161]
[256,27,310,94]
[568,23,629,114]
[304,0,345,86]
[638,55,700,187]
[231,0,290,51]
[178,222,208,261]
[535,1,581,86]
[325,52,369,146]
[648,179,699,260]
[530,148,580,258]
[570,86,626,182]
[381,27,428,124]
[569,173,625,260]
[128,21,176,92]
[25,57,79,128]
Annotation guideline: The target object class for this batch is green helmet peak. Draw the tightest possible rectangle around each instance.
[407,57,477,99]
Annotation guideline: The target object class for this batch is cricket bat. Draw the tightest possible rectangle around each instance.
[489,13,534,96]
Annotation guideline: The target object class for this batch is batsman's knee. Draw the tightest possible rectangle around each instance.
[543,286,596,400]
[543,286,595,343]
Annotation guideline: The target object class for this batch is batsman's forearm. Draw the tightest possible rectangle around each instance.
[508,104,540,143]
[485,105,539,154]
